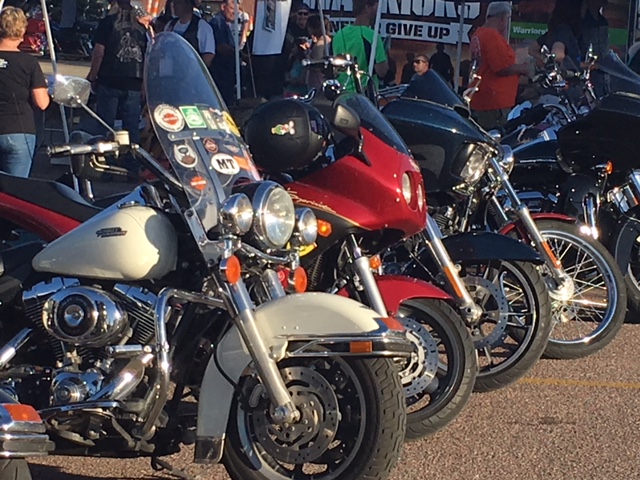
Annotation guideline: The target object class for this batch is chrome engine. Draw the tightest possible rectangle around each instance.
[19,279,158,407]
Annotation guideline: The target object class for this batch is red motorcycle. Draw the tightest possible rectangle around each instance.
[242,89,477,440]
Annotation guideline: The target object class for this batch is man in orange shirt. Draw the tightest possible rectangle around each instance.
[469,2,530,129]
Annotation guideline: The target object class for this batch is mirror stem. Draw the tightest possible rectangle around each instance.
[79,101,117,136]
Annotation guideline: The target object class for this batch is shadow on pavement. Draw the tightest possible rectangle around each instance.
[30,463,175,480]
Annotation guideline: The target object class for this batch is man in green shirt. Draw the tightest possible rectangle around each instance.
[331,0,388,91]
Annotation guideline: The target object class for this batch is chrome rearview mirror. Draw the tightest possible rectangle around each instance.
[51,75,91,108]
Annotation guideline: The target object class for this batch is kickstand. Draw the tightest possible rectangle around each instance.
[151,457,199,480]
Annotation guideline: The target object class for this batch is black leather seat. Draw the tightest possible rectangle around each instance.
[0,171,101,223]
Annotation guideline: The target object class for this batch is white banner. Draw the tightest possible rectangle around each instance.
[252,0,293,55]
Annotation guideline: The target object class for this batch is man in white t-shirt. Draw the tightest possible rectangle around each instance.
[165,0,216,67]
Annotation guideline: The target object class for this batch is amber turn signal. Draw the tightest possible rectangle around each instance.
[349,341,373,353]
[317,220,332,237]
[223,255,242,284]
[293,266,308,293]
[369,255,382,270]
[3,404,42,423]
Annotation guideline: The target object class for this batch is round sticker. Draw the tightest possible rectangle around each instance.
[203,138,219,154]
[211,153,240,176]
[154,105,184,132]
[173,143,198,168]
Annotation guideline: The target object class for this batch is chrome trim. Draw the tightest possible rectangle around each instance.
[348,236,387,317]
[0,432,53,457]
[88,352,154,401]
[38,401,123,419]
[582,193,600,240]
[252,181,296,250]
[0,329,32,369]
[219,193,253,235]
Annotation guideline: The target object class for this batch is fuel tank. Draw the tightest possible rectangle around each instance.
[32,205,178,281]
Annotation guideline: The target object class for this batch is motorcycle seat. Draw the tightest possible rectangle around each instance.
[0,172,101,223]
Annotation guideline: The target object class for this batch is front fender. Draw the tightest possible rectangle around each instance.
[499,213,577,237]
[194,292,409,464]
[337,275,451,316]
[442,231,543,264]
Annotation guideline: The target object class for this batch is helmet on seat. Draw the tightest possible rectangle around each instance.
[244,99,330,173]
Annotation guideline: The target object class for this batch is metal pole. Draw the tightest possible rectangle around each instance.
[367,0,382,80]
[454,0,465,91]
[0,1,4,11]
[234,0,241,101]
[317,0,329,57]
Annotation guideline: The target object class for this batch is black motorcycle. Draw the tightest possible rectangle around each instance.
[382,71,626,361]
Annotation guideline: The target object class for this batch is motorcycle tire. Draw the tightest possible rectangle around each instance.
[458,260,552,393]
[223,356,405,480]
[531,220,627,359]
[0,460,31,480]
[398,299,476,441]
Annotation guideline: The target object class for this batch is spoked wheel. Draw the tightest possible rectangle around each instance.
[458,260,552,393]
[223,356,405,480]
[534,220,626,359]
[396,299,476,441]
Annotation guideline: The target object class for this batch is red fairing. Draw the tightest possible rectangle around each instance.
[499,213,577,236]
[337,275,451,315]
[286,130,425,237]
[0,193,81,242]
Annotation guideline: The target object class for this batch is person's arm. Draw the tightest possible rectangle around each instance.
[87,44,105,82]
[30,60,50,110]
[374,61,389,78]
[198,20,216,67]
[373,31,389,78]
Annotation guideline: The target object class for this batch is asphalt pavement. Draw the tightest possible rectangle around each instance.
[26,59,640,480]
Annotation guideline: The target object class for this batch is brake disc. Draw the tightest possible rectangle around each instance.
[252,366,339,464]
[397,316,439,397]
[464,276,510,349]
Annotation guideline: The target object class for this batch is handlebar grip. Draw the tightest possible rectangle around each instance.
[47,142,120,157]
[47,145,72,156]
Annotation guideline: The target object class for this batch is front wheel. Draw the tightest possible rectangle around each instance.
[396,299,476,440]
[533,220,627,359]
[458,260,553,393]
[223,356,405,480]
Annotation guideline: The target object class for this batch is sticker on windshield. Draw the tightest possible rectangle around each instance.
[220,139,240,154]
[202,138,218,154]
[271,121,296,136]
[186,172,208,192]
[180,106,207,129]
[154,105,184,132]
[211,153,240,176]
[173,143,198,168]
[222,111,241,137]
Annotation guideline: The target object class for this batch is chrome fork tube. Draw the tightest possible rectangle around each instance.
[488,157,572,292]
[347,236,387,317]
[227,278,299,424]
[0,328,32,368]
[423,216,482,325]
[582,193,599,239]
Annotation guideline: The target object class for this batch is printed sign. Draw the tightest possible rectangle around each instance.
[173,143,198,168]
[154,105,185,132]
[211,153,241,176]
[180,106,208,129]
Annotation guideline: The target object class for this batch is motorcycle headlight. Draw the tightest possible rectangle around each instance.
[401,173,412,205]
[293,208,318,246]
[459,145,489,186]
[417,182,425,211]
[252,182,296,249]
[219,193,253,235]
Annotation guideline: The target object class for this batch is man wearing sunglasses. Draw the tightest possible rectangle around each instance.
[412,54,429,77]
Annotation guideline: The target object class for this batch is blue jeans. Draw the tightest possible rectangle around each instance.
[94,84,142,145]
[0,133,36,178]
[94,85,142,172]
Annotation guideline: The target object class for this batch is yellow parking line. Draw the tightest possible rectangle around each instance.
[520,377,640,390]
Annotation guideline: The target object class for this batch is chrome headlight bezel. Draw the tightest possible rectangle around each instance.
[219,193,254,235]
[459,144,489,187]
[293,207,318,246]
[252,181,296,250]
[498,144,515,175]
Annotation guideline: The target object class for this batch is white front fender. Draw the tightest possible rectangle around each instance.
[193,292,409,464]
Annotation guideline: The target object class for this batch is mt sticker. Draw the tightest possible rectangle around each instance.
[211,154,240,176]
[180,106,207,129]
[154,105,184,132]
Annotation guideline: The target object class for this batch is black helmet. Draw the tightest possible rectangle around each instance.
[244,99,330,173]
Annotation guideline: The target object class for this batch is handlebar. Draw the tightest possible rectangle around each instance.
[47,141,121,157]
[301,56,356,70]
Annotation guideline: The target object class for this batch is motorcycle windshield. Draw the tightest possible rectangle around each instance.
[145,32,260,233]
[598,50,640,95]
[401,71,469,114]
[335,93,411,156]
